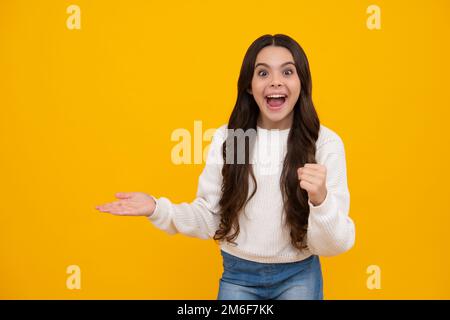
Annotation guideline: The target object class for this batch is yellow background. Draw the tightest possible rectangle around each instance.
[1,0,449,299]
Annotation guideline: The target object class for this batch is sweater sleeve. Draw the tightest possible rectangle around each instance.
[146,126,225,240]
[306,135,356,256]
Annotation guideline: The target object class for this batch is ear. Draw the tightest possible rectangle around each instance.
[246,88,252,95]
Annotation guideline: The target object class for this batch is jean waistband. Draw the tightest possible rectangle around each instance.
[220,249,315,266]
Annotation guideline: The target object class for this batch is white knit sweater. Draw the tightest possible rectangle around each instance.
[148,123,355,263]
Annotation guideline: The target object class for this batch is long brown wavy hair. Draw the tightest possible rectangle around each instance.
[213,34,320,251]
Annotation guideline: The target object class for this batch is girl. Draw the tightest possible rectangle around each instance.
[95,34,355,300]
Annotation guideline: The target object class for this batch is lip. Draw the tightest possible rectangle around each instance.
[265,96,287,111]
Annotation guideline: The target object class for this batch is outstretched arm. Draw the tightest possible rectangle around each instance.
[96,125,226,240]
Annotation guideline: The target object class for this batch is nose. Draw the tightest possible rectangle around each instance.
[270,76,283,88]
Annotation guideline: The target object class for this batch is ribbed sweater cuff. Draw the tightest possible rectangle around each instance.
[308,190,334,218]
[148,195,162,221]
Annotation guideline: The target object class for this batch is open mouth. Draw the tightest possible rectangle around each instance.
[265,94,287,110]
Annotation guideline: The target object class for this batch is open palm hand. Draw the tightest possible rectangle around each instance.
[95,192,156,217]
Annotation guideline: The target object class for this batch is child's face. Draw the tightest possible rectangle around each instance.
[248,46,301,129]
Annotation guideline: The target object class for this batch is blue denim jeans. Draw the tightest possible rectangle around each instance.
[217,250,323,300]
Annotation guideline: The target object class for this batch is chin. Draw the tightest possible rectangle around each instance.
[263,113,288,123]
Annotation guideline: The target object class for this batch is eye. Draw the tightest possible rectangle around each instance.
[284,69,294,76]
[257,69,268,77]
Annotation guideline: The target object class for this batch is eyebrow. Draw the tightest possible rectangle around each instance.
[254,61,295,69]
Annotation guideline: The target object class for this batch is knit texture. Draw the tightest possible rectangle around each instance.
[148,123,355,263]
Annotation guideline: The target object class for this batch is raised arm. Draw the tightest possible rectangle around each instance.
[306,135,356,256]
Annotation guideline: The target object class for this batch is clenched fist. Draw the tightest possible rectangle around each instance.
[297,163,327,207]
[95,192,156,217]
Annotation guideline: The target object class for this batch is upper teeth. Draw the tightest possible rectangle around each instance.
[267,94,286,98]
